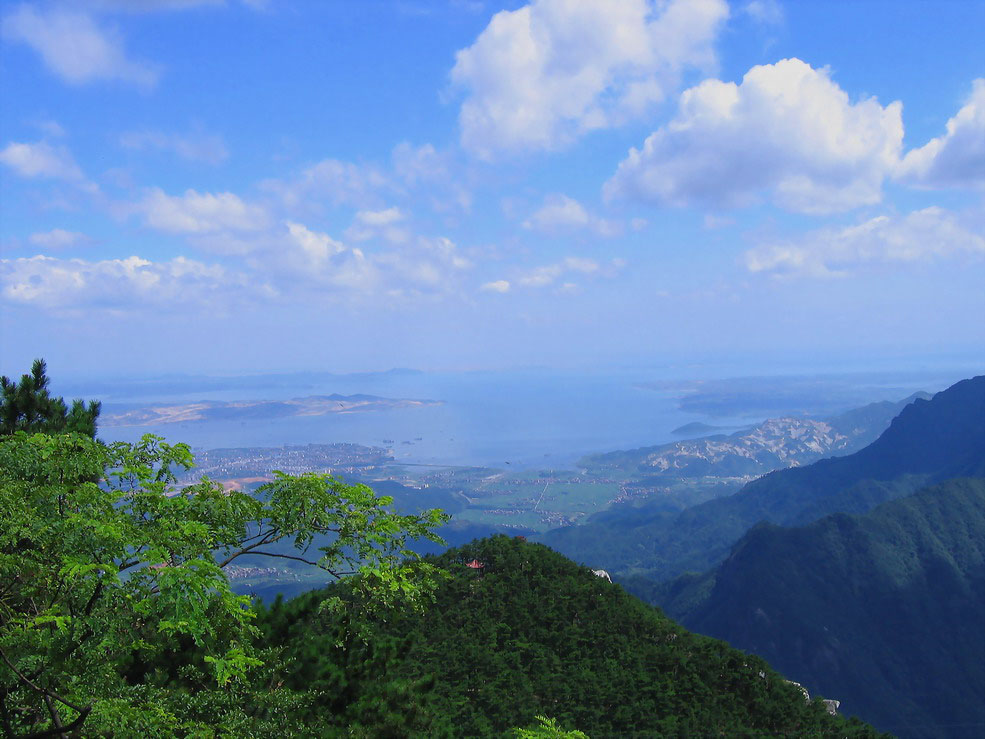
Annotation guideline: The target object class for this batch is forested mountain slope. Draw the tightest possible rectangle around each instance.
[541,376,984,583]
[663,479,985,739]
[257,536,885,738]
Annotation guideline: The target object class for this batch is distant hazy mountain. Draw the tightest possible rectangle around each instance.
[581,392,930,482]
[59,368,424,401]
[662,479,985,738]
[542,376,984,583]
[647,372,959,417]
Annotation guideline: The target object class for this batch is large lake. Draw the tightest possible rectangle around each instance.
[90,365,970,470]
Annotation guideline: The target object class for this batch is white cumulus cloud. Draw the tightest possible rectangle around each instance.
[139,188,270,234]
[29,229,91,249]
[263,144,471,218]
[275,222,377,291]
[605,58,904,214]
[3,5,158,88]
[346,207,409,244]
[898,78,985,190]
[744,207,985,277]
[263,158,390,213]
[451,0,728,158]
[0,254,241,310]
[374,236,471,292]
[481,279,511,293]
[516,256,601,287]
[262,223,470,298]
[285,221,345,264]
[354,207,404,227]
[524,194,590,230]
[523,193,621,237]
[0,141,83,180]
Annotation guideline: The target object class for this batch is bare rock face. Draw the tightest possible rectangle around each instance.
[786,681,841,715]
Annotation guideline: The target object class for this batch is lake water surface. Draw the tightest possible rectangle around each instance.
[93,366,968,469]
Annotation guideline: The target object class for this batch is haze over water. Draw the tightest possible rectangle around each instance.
[91,364,971,469]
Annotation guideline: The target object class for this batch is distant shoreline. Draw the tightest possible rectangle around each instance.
[671,421,749,436]
[102,394,443,427]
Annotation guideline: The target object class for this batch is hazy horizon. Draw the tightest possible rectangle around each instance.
[45,361,978,470]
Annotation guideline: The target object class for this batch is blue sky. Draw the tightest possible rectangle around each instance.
[1,0,983,377]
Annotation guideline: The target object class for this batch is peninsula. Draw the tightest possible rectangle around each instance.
[101,393,443,426]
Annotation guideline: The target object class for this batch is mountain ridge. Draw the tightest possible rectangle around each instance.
[542,376,984,583]
[663,478,985,738]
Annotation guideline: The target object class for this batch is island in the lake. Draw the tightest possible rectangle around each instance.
[101,393,443,427]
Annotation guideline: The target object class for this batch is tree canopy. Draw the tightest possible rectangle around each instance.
[0,430,448,736]
[0,360,101,439]
[258,535,887,737]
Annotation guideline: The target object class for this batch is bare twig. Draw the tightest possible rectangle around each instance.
[236,551,320,567]
[214,530,283,569]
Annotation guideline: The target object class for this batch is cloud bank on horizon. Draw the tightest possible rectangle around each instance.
[1,0,983,374]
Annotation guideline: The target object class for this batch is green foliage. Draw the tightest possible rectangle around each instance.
[669,478,985,738]
[513,715,589,738]
[0,359,101,438]
[0,430,448,736]
[259,535,887,738]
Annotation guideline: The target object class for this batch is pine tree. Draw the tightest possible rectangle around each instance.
[0,358,101,437]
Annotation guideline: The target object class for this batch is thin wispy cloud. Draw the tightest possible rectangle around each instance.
[29,229,91,249]
[3,5,159,88]
[120,129,229,165]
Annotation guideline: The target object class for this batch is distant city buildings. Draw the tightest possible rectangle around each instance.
[177,443,392,486]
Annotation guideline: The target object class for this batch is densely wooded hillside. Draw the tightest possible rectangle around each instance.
[660,478,985,738]
[257,535,886,737]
